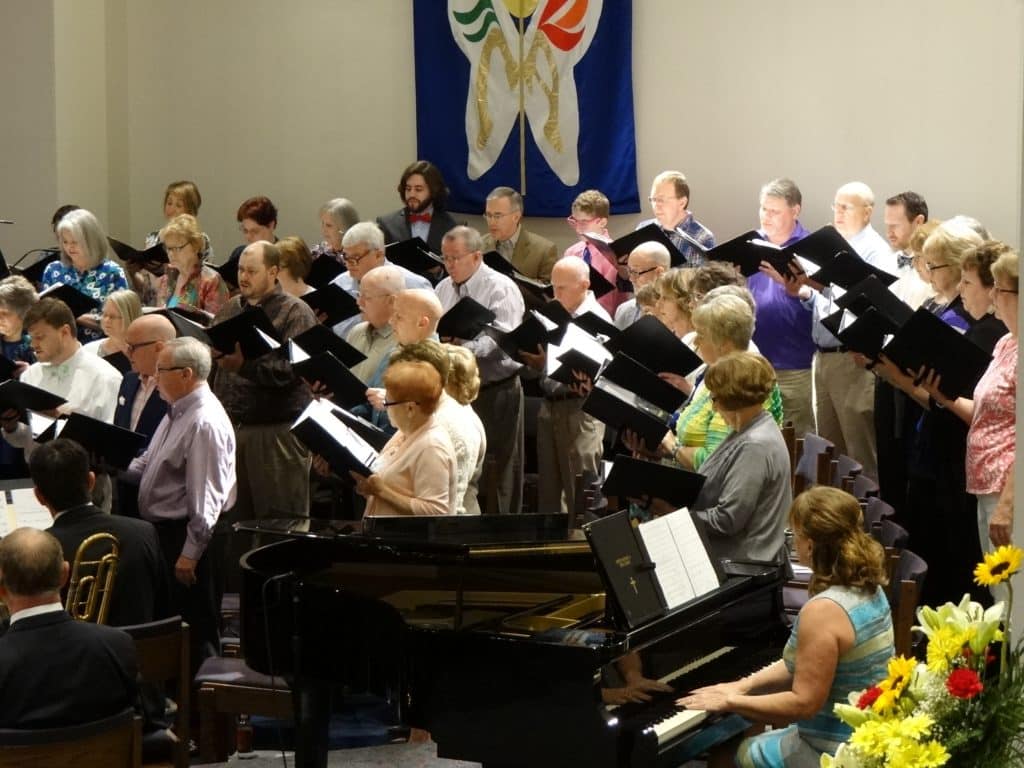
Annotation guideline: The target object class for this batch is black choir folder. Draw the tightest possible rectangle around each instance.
[38,283,100,319]
[305,256,346,290]
[291,399,380,477]
[287,346,367,410]
[300,283,360,327]
[706,230,794,278]
[0,380,66,413]
[437,297,496,340]
[386,237,444,278]
[205,308,282,359]
[601,455,706,510]
[36,413,146,470]
[582,223,689,268]
[605,315,703,378]
[584,506,720,629]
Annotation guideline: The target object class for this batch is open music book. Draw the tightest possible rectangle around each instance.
[291,398,380,477]
[636,509,720,610]
[0,488,53,537]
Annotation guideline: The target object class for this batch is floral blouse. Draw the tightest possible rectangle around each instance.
[966,333,1017,495]
[156,264,230,315]
[41,259,129,303]
[311,241,345,264]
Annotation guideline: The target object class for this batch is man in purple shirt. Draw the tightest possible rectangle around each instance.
[748,178,816,437]
[127,336,236,668]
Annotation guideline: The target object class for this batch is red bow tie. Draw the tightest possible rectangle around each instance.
[408,212,432,224]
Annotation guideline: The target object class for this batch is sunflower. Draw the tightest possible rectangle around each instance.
[974,545,1024,587]
[872,655,917,713]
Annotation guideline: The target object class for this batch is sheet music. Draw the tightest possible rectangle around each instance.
[545,323,610,377]
[287,339,311,363]
[256,328,282,350]
[28,412,57,439]
[638,515,695,609]
[530,309,559,332]
[297,399,379,472]
[637,507,720,610]
[0,489,53,537]
[666,510,720,594]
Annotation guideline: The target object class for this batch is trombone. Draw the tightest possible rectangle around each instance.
[66,532,120,624]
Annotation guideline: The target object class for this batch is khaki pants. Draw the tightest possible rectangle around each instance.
[536,398,605,514]
[775,368,815,439]
[813,351,878,479]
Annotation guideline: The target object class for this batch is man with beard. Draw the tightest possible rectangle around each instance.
[376,160,460,254]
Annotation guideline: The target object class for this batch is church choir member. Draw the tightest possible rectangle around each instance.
[156,213,230,316]
[376,160,460,255]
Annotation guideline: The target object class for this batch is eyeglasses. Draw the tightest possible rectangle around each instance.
[483,211,514,222]
[993,286,1019,295]
[648,196,679,206]
[342,250,372,266]
[830,202,864,213]
[156,366,187,374]
[358,292,393,302]
[383,399,419,408]
[442,252,470,265]
[163,243,189,254]
[566,216,597,228]
[925,263,951,273]
[627,266,657,279]
[239,225,266,238]
[127,339,159,354]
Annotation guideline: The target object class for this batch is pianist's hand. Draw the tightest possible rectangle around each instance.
[676,681,744,713]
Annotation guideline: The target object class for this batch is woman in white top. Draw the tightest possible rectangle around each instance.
[83,289,141,359]
[353,360,457,516]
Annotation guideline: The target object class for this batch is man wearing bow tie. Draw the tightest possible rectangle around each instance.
[376,160,460,254]
[884,191,932,309]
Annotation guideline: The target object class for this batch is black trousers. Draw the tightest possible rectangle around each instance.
[152,519,220,675]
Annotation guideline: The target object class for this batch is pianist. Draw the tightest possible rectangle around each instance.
[351,359,457,516]
[678,487,894,767]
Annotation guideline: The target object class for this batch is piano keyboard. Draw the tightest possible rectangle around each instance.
[651,708,707,742]
[658,645,737,688]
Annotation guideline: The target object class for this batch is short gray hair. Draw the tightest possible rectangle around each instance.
[362,264,405,296]
[56,209,111,269]
[320,198,361,233]
[692,294,754,351]
[0,276,38,319]
[165,336,212,381]
[443,225,483,254]
[760,178,802,207]
[342,221,385,252]
[704,284,756,316]
[835,181,875,207]
[630,241,671,269]
[486,186,523,212]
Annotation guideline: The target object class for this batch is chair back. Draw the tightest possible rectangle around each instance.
[833,453,863,488]
[849,472,880,500]
[119,617,190,768]
[887,548,928,657]
[0,709,141,768]
[871,518,910,549]
[861,496,896,532]
[65,532,120,624]
[793,433,835,494]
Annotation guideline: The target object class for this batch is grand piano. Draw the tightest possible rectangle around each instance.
[240,514,789,768]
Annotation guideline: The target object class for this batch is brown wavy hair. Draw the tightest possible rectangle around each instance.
[790,487,888,596]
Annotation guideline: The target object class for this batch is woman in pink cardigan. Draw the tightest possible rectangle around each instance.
[353,360,457,516]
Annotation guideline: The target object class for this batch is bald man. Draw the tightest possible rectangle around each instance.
[613,242,671,329]
[520,258,611,514]
[115,313,177,517]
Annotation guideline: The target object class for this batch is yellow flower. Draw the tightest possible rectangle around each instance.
[871,655,917,714]
[974,545,1024,586]
[926,625,970,673]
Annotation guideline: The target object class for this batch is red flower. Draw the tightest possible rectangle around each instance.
[857,686,883,709]
[946,668,984,699]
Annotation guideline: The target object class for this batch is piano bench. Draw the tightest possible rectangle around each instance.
[194,657,292,763]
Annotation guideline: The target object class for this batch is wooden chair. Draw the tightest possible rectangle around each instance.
[781,421,796,478]
[861,496,896,533]
[193,657,293,763]
[871,518,910,549]
[885,549,928,657]
[119,617,190,768]
[847,472,881,500]
[0,709,142,768]
[792,433,835,495]
[832,453,863,489]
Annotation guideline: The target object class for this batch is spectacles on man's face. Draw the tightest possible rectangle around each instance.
[925,262,951,273]
[830,202,863,213]
[627,266,657,279]
[483,211,513,222]
[127,339,159,354]
[383,399,419,408]
[156,366,187,375]
[566,216,597,228]
[442,251,470,266]
[993,285,1019,295]
[648,196,679,206]
[342,249,372,266]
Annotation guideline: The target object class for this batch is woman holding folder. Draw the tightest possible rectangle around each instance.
[155,214,230,317]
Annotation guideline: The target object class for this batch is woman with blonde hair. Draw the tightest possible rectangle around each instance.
[444,344,487,515]
[83,289,142,363]
[276,236,316,297]
[352,359,457,516]
[156,213,229,317]
[680,486,893,767]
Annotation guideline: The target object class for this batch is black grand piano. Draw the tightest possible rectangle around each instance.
[240,514,788,768]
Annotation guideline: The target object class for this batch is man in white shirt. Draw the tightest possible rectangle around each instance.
[1,298,122,508]
[884,191,932,309]
[330,222,432,339]
[520,257,611,514]
[613,242,671,329]
[436,226,525,514]
[800,182,896,479]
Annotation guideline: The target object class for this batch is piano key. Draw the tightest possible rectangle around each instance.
[652,707,708,743]
[658,645,738,687]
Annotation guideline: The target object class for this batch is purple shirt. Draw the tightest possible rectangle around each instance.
[748,221,816,370]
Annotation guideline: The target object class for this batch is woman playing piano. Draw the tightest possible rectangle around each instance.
[677,486,894,767]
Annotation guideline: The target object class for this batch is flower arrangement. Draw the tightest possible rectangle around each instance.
[821,545,1024,768]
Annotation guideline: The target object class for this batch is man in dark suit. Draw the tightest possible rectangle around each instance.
[0,526,138,728]
[376,160,460,254]
[115,314,175,518]
[32,439,170,627]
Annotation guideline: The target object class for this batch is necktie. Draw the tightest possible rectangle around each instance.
[581,246,592,265]
[498,240,513,259]
[408,212,432,224]
[897,252,913,269]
